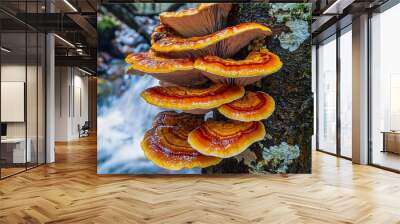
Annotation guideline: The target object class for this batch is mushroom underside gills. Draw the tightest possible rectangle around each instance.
[151,23,272,59]
[152,111,204,130]
[160,3,232,37]
[149,70,207,86]
[200,73,264,86]
[216,29,269,58]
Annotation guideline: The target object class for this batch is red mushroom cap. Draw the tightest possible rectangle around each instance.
[195,48,283,86]
[218,91,275,121]
[141,83,245,111]
[188,119,266,158]
[125,50,207,86]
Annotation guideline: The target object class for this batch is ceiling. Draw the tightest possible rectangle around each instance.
[1,0,391,43]
[311,0,391,42]
[0,0,394,72]
[1,32,45,65]
[98,0,391,43]
[0,0,96,73]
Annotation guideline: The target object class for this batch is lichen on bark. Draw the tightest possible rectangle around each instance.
[204,3,312,174]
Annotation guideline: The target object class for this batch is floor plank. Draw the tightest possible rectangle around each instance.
[0,135,399,224]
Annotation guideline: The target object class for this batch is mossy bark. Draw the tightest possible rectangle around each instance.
[204,3,312,174]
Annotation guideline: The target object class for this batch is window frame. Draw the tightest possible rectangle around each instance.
[315,24,353,161]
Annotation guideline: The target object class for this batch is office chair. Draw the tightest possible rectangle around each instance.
[79,121,90,138]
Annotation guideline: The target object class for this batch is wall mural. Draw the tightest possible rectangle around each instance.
[97,3,313,174]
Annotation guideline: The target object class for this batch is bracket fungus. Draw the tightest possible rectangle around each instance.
[152,111,204,131]
[218,91,276,122]
[126,3,286,170]
[141,126,222,170]
[140,83,245,112]
[195,48,282,86]
[188,119,266,158]
[126,50,207,86]
[151,23,272,58]
[159,3,232,37]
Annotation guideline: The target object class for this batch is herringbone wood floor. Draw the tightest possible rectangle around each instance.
[1,135,400,224]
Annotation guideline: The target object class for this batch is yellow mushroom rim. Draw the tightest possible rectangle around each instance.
[194,48,283,78]
[188,119,266,158]
[125,50,208,86]
[141,126,222,170]
[218,91,276,122]
[126,48,281,77]
[126,50,194,74]
[151,23,272,54]
[140,83,245,110]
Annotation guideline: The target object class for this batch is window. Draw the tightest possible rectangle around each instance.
[317,35,337,154]
[312,45,317,150]
[339,27,352,158]
[0,1,47,179]
[370,3,400,171]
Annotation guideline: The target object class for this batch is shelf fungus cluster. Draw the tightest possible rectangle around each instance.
[141,83,245,114]
[126,3,283,170]
[142,111,222,170]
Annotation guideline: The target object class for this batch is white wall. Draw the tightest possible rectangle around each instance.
[72,73,89,138]
[1,63,46,164]
[1,64,40,138]
[1,65,26,139]
[55,66,69,141]
[1,82,25,122]
[54,66,89,141]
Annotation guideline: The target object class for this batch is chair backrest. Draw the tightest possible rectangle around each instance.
[82,121,90,129]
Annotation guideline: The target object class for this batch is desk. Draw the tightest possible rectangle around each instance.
[382,131,400,154]
[1,138,31,163]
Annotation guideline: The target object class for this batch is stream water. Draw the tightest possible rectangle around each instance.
[97,74,201,174]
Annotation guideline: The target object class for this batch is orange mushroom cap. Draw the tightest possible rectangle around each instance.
[218,91,275,122]
[141,83,245,111]
[152,111,204,131]
[188,119,266,158]
[195,48,283,86]
[141,126,222,170]
[151,23,272,58]
[160,3,232,37]
[125,50,207,86]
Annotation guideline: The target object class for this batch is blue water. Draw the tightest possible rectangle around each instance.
[97,75,201,174]
[97,12,202,174]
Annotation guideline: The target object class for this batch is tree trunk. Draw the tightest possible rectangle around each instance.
[205,3,313,174]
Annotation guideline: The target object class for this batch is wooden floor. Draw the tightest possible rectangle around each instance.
[0,136,400,224]
[1,167,26,178]
[373,150,400,171]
